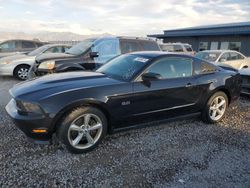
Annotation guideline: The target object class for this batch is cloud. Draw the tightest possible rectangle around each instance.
[0,0,249,36]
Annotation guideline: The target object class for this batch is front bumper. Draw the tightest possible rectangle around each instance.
[241,75,250,96]
[5,99,53,142]
[0,63,14,76]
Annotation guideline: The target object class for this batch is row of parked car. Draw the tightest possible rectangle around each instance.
[2,37,248,96]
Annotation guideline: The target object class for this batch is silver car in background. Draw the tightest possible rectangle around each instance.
[195,50,250,70]
[0,44,71,80]
[160,43,195,56]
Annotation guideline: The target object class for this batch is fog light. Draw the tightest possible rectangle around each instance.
[32,129,47,133]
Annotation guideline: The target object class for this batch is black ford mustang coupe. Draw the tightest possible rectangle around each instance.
[6,52,241,153]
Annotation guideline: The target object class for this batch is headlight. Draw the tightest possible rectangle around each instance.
[38,60,55,70]
[16,100,42,114]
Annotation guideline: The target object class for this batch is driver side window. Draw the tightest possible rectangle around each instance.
[147,57,193,79]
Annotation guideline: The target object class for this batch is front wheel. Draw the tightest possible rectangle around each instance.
[14,65,30,80]
[202,91,228,123]
[57,106,107,154]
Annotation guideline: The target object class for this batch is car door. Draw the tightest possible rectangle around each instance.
[131,56,203,117]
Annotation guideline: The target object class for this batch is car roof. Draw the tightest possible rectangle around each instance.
[129,51,193,58]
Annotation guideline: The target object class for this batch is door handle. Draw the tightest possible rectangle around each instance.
[185,83,192,87]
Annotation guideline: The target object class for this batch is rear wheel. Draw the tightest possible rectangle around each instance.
[202,91,228,123]
[14,65,30,80]
[57,106,107,154]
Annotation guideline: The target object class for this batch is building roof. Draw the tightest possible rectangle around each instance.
[148,22,250,38]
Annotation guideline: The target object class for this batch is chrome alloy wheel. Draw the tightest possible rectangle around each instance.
[209,96,226,121]
[67,113,103,149]
[17,68,29,80]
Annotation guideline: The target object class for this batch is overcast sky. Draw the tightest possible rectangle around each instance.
[0,0,249,36]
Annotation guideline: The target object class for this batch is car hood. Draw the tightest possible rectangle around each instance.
[0,54,28,63]
[36,52,75,62]
[10,71,122,100]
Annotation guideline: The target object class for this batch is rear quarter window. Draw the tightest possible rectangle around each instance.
[120,40,142,54]
[194,60,218,75]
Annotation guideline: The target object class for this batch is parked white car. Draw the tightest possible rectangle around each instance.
[195,50,250,70]
[0,44,71,80]
[159,43,195,56]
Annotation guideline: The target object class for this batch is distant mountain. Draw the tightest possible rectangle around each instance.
[0,31,113,42]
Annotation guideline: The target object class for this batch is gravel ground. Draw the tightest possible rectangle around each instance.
[0,76,250,187]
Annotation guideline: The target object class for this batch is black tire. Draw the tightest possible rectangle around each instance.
[14,65,30,80]
[57,106,107,154]
[202,91,228,123]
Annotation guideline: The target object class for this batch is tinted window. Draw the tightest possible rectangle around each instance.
[22,41,35,48]
[140,41,160,51]
[45,46,64,53]
[173,45,184,52]
[92,39,119,64]
[97,54,150,81]
[194,61,217,75]
[36,43,44,47]
[120,40,141,54]
[0,41,16,50]
[147,57,193,79]
[229,52,244,60]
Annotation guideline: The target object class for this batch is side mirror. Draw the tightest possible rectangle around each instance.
[141,72,162,81]
[242,65,248,69]
[90,51,99,59]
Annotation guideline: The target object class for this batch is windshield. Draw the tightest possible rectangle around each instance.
[66,38,96,55]
[28,45,49,56]
[195,52,221,62]
[97,54,151,81]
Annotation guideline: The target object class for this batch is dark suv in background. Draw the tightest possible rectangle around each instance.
[31,36,161,76]
[0,39,46,58]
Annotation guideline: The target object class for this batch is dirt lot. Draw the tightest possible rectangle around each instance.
[0,76,250,187]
